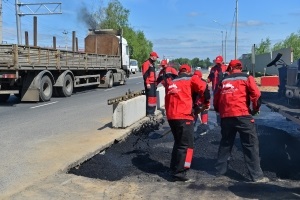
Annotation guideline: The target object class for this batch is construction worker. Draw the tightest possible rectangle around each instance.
[207,55,227,94]
[192,70,210,134]
[213,59,269,183]
[165,64,208,182]
[142,51,159,116]
[156,59,178,88]
[208,55,228,126]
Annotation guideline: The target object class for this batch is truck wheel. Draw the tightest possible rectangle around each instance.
[0,94,10,102]
[121,74,127,85]
[58,74,73,97]
[108,75,114,88]
[39,75,53,102]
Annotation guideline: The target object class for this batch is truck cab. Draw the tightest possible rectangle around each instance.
[129,59,139,74]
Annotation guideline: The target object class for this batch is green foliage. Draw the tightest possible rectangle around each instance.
[254,31,300,60]
[170,57,212,69]
[255,37,271,55]
[123,27,153,70]
[81,0,153,68]
[272,31,300,60]
[99,0,129,29]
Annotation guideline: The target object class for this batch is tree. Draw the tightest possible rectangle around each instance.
[99,0,129,29]
[255,37,271,55]
[273,31,300,60]
[78,0,153,68]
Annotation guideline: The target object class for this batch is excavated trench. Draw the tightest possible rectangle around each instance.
[69,115,300,183]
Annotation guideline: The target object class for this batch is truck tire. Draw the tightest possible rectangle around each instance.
[108,75,114,88]
[121,74,127,85]
[0,83,11,102]
[39,75,53,102]
[0,94,10,102]
[58,74,73,97]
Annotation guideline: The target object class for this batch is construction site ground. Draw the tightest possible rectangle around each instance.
[6,77,300,200]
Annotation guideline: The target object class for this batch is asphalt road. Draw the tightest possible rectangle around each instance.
[3,70,300,199]
[0,72,144,197]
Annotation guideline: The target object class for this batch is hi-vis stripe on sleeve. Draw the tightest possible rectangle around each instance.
[173,77,191,82]
[184,148,194,168]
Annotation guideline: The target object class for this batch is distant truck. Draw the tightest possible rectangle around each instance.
[129,59,139,74]
[0,29,130,102]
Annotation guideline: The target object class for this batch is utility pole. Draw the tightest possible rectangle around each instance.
[15,1,62,44]
[62,30,68,50]
[0,0,2,44]
[213,20,227,64]
[235,0,238,59]
[221,31,224,58]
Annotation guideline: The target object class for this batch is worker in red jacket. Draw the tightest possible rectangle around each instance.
[213,59,269,183]
[192,70,210,134]
[156,59,178,88]
[207,55,227,94]
[142,51,159,116]
[165,64,208,182]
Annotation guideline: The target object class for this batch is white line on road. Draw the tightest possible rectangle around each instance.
[129,76,142,79]
[30,101,58,109]
[104,88,115,91]
[136,82,143,85]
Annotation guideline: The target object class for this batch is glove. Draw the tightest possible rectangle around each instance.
[251,110,260,116]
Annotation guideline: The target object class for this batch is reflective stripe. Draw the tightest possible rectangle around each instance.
[184,162,191,168]
[184,148,193,169]
[222,76,248,83]
[173,76,191,82]
[148,96,157,104]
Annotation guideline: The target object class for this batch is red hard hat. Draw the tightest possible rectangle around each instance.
[228,59,242,69]
[150,51,159,58]
[160,59,168,67]
[179,64,191,73]
[215,55,223,64]
[193,70,203,78]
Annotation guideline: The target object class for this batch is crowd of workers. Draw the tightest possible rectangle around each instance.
[141,52,269,183]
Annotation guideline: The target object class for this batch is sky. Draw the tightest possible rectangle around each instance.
[2,0,300,62]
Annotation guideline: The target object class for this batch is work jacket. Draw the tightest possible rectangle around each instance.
[156,66,178,87]
[207,64,227,92]
[192,76,211,107]
[165,73,207,120]
[213,70,261,118]
[142,59,156,84]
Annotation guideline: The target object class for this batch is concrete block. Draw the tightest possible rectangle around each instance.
[112,102,124,128]
[122,95,146,127]
[156,86,165,109]
[112,95,146,128]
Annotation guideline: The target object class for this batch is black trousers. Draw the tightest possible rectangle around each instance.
[215,115,264,181]
[168,119,194,174]
[144,83,157,115]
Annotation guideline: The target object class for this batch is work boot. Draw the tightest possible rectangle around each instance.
[253,177,270,183]
[171,171,195,183]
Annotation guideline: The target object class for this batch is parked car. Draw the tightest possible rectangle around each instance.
[129,59,139,74]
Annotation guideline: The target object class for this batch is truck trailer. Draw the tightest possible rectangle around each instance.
[0,29,130,102]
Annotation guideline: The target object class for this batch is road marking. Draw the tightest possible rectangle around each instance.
[104,88,115,91]
[129,76,142,79]
[30,101,58,109]
[136,82,142,84]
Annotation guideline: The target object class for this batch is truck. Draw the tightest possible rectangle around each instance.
[129,59,139,74]
[267,53,300,101]
[0,29,130,102]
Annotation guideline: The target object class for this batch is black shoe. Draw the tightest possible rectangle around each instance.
[172,175,195,183]
[171,171,195,183]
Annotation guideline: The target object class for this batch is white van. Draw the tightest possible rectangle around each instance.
[130,59,139,74]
